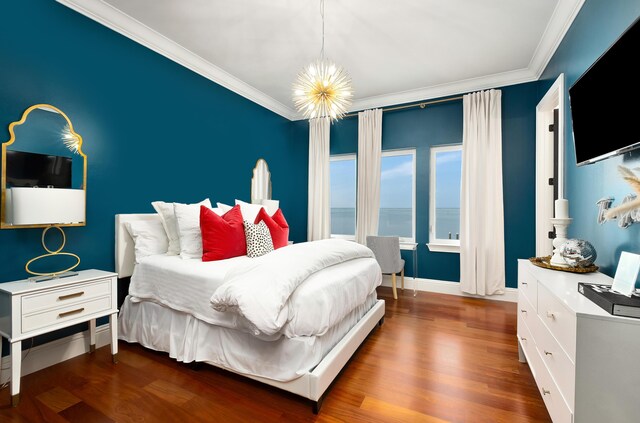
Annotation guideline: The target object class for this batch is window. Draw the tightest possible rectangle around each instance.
[329,150,416,243]
[429,144,462,252]
[379,149,416,243]
[330,154,356,238]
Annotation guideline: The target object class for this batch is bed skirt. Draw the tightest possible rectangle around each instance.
[118,294,377,382]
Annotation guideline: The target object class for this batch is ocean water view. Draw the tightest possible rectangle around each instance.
[331,207,460,239]
[435,208,460,240]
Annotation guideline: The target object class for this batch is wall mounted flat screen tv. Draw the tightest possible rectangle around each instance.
[6,150,72,188]
[569,16,640,166]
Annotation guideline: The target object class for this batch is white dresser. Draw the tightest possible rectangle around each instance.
[0,270,118,406]
[517,260,640,423]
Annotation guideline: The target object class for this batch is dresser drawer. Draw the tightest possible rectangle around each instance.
[535,350,573,423]
[21,279,112,315]
[537,283,576,360]
[535,314,576,410]
[22,296,112,333]
[517,311,538,369]
[518,294,536,330]
[518,266,538,309]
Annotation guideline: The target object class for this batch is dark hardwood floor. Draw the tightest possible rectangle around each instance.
[0,287,551,422]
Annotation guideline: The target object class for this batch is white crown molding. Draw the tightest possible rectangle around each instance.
[529,0,586,78]
[57,0,584,122]
[56,0,297,120]
[348,68,537,115]
[290,67,538,121]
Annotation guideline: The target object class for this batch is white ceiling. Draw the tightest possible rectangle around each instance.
[58,0,585,120]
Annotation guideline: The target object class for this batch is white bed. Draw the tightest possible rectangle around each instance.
[115,213,385,412]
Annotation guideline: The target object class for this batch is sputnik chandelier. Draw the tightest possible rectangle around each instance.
[292,0,353,121]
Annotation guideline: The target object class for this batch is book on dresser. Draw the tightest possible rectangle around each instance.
[578,282,640,318]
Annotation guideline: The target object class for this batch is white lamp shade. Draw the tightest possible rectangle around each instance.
[8,187,85,225]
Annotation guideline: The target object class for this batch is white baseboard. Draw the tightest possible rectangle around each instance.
[1,325,112,385]
[381,276,518,302]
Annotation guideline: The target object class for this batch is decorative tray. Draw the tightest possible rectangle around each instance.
[529,256,599,273]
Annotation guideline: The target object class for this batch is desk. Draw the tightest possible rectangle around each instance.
[400,242,418,295]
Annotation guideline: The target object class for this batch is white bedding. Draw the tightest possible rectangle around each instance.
[211,239,379,337]
[128,254,257,333]
[119,294,379,382]
[128,240,381,338]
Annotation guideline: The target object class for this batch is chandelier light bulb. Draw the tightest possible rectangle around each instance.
[292,58,353,121]
[61,124,80,154]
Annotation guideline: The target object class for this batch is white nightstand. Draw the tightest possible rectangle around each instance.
[0,269,118,406]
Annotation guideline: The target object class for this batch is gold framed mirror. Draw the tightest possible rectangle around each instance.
[1,104,87,229]
[251,158,271,204]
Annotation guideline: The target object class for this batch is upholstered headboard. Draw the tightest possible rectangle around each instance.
[115,213,161,278]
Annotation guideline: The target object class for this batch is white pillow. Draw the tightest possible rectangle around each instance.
[174,204,222,259]
[152,198,211,255]
[235,199,265,223]
[261,199,279,216]
[217,202,233,214]
[124,220,169,264]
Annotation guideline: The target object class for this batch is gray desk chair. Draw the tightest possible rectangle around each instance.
[366,236,405,300]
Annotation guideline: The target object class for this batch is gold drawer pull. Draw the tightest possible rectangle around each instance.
[542,388,551,395]
[544,350,553,356]
[58,291,84,301]
[546,311,555,319]
[58,308,85,318]
[520,309,527,314]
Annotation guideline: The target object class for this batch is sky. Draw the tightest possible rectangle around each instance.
[330,150,462,209]
[330,158,357,208]
[379,155,413,208]
[435,150,462,209]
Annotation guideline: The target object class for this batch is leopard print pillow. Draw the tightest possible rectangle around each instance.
[244,220,274,258]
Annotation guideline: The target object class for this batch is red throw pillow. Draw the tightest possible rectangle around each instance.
[254,208,289,249]
[201,205,247,261]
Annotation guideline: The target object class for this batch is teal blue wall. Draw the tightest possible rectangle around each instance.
[540,0,640,277]
[0,0,308,353]
[6,0,637,358]
[0,0,308,283]
[294,82,538,288]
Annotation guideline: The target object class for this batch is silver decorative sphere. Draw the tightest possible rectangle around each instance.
[560,239,597,268]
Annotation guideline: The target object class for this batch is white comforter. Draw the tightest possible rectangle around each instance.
[128,240,381,339]
[211,239,380,337]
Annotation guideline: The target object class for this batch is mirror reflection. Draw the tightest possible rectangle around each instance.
[1,104,87,229]
[251,158,271,204]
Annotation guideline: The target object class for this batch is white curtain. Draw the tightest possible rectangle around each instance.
[460,89,505,295]
[356,109,383,245]
[307,117,331,241]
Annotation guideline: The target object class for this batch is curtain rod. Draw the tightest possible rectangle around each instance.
[344,96,463,118]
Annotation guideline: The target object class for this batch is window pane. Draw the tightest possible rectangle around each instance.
[379,153,414,239]
[330,158,356,235]
[434,149,462,240]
